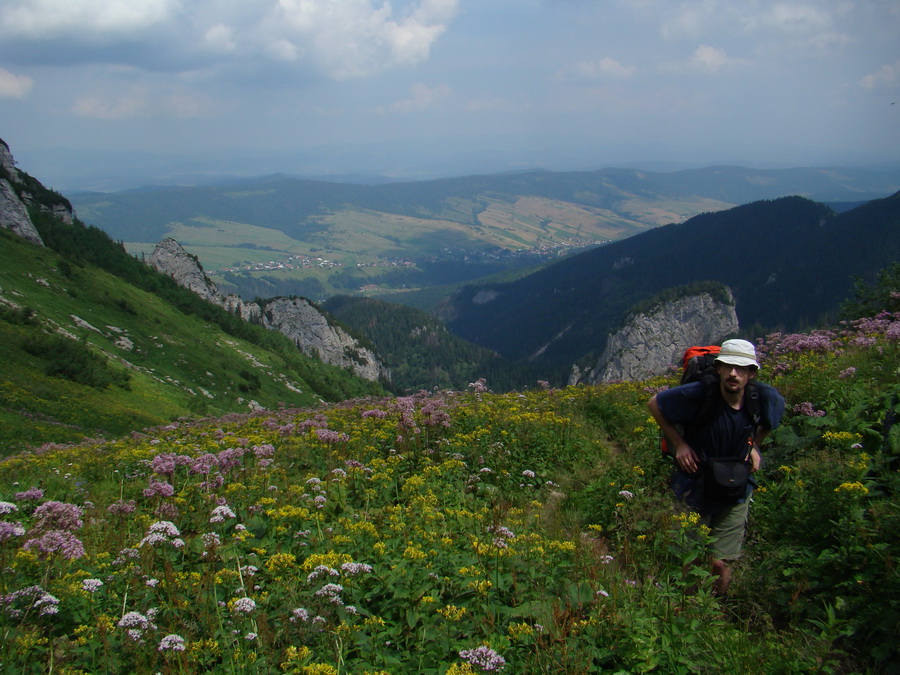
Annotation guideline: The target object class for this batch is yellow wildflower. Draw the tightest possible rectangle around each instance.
[302,551,353,571]
[403,546,428,561]
[302,664,338,675]
[835,481,869,495]
[508,621,535,641]
[437,605,467,621]
[266,553,297,573]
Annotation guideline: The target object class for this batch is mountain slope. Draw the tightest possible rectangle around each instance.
[443,193,900,372]
[0,225,386,455]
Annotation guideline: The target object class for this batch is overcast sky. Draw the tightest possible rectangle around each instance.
[1,0,899,189]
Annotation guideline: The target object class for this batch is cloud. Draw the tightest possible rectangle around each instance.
[753,3,834,34]
[269,0,459,79]
[860,60,900,91]
[0,0,459,81]
[73,89,149,120]
[558,57,636,81]
[203,24,237,54]
[0,0,179,39]
[659,1,850,52]
[688,45,730,71]
[380,82,452,113]
[0,67,33,98]
[72,85,212,119]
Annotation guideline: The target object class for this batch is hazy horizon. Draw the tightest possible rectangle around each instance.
[2,1,898,193]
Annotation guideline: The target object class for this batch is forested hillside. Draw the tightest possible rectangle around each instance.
[322,296,544,393]
[443,193,900,374]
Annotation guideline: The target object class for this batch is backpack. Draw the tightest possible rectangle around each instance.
[660,345,761,458]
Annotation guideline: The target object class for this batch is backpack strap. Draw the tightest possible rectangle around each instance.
[744,381,762,429]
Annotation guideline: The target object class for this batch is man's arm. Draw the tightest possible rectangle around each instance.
[648,394,701,475]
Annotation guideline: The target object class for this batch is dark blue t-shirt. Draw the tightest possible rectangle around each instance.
[657,380,785,510]
[657,380,784,457]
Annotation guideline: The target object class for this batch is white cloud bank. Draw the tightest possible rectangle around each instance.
[0,0,459,80]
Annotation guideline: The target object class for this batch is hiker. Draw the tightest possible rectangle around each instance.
[647,338,785,597]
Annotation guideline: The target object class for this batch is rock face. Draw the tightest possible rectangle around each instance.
[148,238,220,303]
[0,139,45,246]
[575,290,739,383]
[149,238,390,383]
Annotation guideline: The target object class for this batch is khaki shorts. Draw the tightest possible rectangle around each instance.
[700,497,751,560]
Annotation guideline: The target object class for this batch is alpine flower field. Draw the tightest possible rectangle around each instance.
[1,313,899,674]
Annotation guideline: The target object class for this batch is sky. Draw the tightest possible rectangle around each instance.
[1,0,899,191]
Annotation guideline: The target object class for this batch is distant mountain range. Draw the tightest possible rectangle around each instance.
[69,165,900,301]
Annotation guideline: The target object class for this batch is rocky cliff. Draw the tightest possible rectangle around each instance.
[1,139,46,246]
[149,238,390,383]
[572,289,739,384]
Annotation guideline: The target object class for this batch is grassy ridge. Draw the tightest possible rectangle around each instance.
[0,226,384,454]
[0,312,897,672]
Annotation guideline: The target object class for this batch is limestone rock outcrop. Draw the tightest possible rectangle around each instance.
[0,139,45,246]
[148,238,220,304]
[574,289,739,383]
[149,238,390,383]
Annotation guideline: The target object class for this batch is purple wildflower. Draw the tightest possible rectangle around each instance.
[307,565,340,582]
[314,429,350,444]
[189,453,219,475]
[315,584,345,605]
[340,562,373,575]
[143,479,175,498]
[209,505,237,524]
[139,521,184,548]
[34,592,60,616]
[202,532,222,548]
[459,645,506,672]
[158,634,186,652]
[421,399,451,428]
[23,530,86,559]
[231,597,256,614]
[118,610,157,642]
[290,607,311,623]
[794,402,826,417]
[30,501,83,532]
[14,487,44,501]
[0,501,17,515]
[107,499,137,515]
[0,521,26,542]
[217,447,246,472]
[468,378,489,394]
[253,444,275,458]
[82,579,104,593]
[149,453,181,476]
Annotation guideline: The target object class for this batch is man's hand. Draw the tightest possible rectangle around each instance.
[749,446,762,473]
[675,443,700,475]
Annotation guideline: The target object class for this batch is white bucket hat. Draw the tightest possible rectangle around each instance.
[715,339,760,369]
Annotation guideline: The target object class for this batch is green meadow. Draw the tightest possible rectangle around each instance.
[1,311,897,673]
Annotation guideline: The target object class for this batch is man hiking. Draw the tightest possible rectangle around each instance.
[648,338,785,597]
